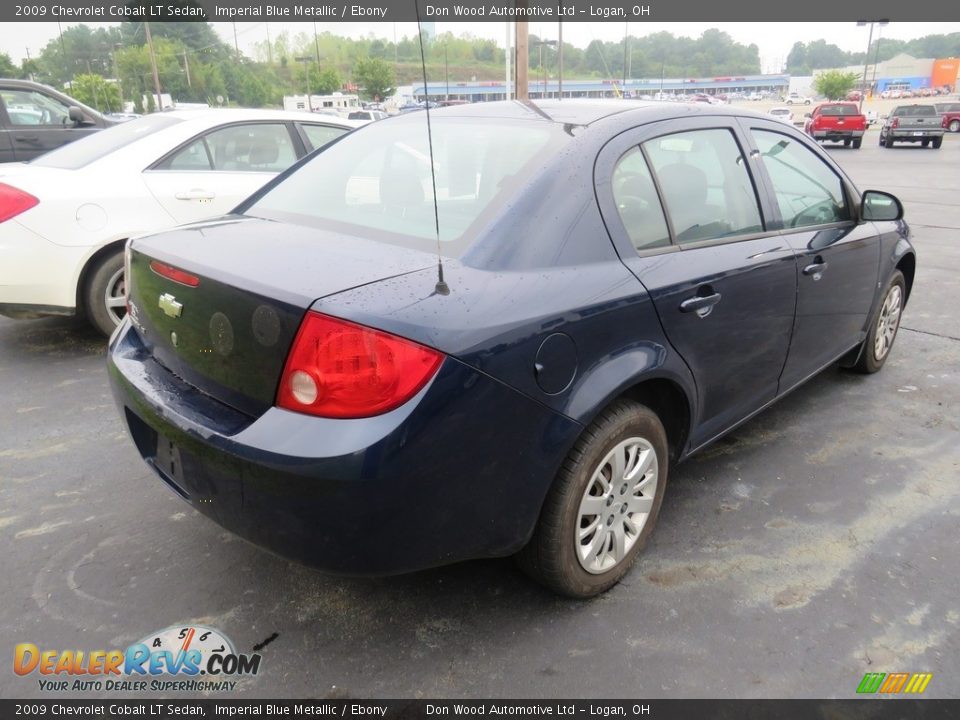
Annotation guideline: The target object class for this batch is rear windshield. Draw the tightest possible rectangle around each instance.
[31,114,182,169]
[244,116,561,256]
[820,105,860,116]
[892,105,937,117]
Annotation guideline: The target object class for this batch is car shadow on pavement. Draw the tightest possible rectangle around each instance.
[0,316,106,359]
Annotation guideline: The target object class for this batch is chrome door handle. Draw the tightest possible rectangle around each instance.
[803,259,828,276]
[175,189,216,201]
[679,292,722,314]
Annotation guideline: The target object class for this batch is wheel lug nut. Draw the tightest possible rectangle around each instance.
[607,516,614,526]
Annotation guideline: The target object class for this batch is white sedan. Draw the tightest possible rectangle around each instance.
[767,107,795,125]
[0,109,363,335]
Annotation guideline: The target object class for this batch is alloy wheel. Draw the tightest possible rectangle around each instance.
[576,437,658,574]
[103,268,127,328]
[874,284,902,362]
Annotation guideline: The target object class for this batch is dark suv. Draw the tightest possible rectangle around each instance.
[0,79,117,162]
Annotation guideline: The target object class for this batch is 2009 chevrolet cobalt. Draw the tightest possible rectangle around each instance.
[108,101,915,597]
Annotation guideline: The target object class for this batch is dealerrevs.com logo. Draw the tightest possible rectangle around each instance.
[14,625,261,692]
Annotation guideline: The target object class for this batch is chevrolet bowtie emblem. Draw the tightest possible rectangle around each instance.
[159,293,183,319]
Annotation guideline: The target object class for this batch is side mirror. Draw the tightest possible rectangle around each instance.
[861,190,903,222]
[68,106,87,125]
[804,112,812,118]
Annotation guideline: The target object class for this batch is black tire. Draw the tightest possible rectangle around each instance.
[932,136,943,149]
[83,250,126,337]
[852,138,862,149]
[843,139,851,147]
[922,139,930,148]
[854,270,906,374]
[879,134,887,147]
[517,400,668,598]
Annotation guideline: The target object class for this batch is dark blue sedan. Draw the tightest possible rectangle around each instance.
[108,101,915,597]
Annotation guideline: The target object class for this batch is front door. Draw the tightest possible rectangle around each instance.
[741,122,880,389]
[0,87,96,161]
[597,120,797,449]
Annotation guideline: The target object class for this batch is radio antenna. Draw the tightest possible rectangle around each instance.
[414,0,450,296]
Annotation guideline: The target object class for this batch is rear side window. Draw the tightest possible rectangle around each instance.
[752,129,849,229]
[643,128,763,243]
[31,114,182,169]
[611,147,671,251]
[156,123,297,172]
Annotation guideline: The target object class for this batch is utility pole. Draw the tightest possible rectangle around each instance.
[504,21,511,100]
[444,45,449,100]
[856,20,888,109]
[296,56,313,111]
[232,21,240,58]
[623,21,628,96]
[182,51,191,88]
[515,19,529,100]
[144,21,163,111]
[265,23,273,65]
[558,22,563,100]
[314,22,322,66]
[112,45,122,107]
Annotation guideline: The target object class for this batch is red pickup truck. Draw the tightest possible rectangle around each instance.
[803,103,868,148]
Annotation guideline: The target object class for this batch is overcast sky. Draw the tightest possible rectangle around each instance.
[6,22,959,73]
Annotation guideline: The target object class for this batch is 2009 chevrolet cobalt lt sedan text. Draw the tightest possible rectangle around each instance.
[108,101,915,598]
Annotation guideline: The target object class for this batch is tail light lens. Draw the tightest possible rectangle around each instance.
[0,183,38,223]
[277,312,443,418]
[943,116,949,128]
[891,117,899,129]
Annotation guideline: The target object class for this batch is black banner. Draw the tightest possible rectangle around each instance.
[2,700,960,719]
[3,0,959,23]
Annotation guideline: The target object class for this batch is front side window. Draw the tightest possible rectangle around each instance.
[752,129,849,229]
[642,128,763,243]
[301,124,348,152]
[1,89,70,126]
[158,123,297,172]
[611,147,671,251]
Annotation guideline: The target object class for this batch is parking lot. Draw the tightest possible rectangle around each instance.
[1,131,958,700]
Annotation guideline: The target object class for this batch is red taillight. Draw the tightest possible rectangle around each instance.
[277,312,443,419]
[943,117,949,129]
[0,183,38,223]
[891,117,899,129]
[149,260,200,287]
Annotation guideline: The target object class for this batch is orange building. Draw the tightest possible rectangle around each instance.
[932,58,960,91]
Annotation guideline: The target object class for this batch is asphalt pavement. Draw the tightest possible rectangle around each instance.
[1,131,958,700]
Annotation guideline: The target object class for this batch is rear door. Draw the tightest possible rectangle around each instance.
[141,122,303,225]
[738,119,880,389]
[296,122,351,153]
[596,118,797,448]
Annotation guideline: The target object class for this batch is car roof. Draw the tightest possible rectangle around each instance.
[433,99,779,128]
[157,108,366,128]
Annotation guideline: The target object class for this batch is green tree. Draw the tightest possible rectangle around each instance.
[69,73,122,112]
[0,52,19,78]
[814,70,860,100]
[353,57,394,101]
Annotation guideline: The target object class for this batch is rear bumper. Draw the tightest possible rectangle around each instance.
[812,130,865,139]
[889,129,945,139]
[108,320,581,575]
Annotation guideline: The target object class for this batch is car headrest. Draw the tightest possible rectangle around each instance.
[656,163,708,206]
[249,136,279,166]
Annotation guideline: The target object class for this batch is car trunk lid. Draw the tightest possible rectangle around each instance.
[127,215,433,417]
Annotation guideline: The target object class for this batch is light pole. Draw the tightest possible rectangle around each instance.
[857,20,889,109]
[295,56,313,111]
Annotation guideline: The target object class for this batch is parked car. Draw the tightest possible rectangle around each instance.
[803,102,867,148]
[746,92,762,101]
[785,93,812,105]
[767,106,794,124]
[865,110,879,126]
[879,104,946,148]
[347,110,387,121]
[0,109,362,335]
[934,102,960,133]
[108,101,914,598]
[846,90,862,102]
[0,78,118,162]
